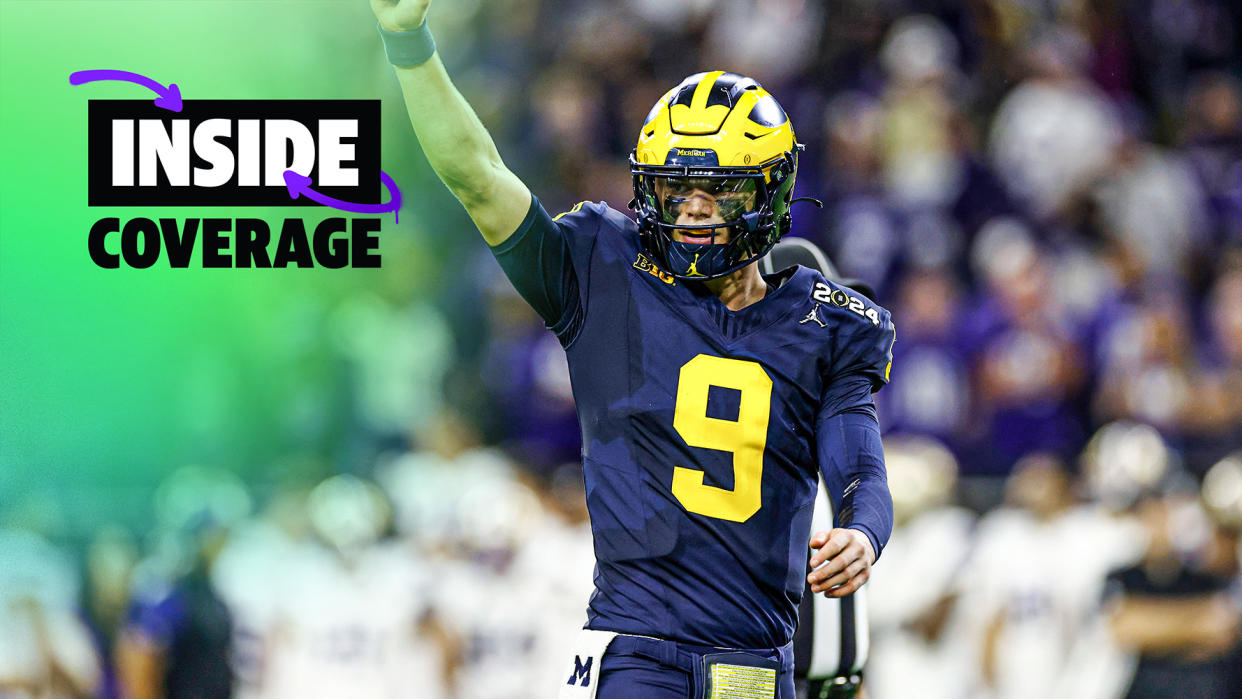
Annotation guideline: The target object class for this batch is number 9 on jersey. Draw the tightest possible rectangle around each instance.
[671,354,773,523]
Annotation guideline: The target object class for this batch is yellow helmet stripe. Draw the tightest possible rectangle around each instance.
[690,70,726,111]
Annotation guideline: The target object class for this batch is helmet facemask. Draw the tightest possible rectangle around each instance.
[631,151,797,281]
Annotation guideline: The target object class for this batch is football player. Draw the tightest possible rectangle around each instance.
[371,2,897,696]
[263,475,448,699]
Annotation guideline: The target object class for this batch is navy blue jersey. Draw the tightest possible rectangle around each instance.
[491,197,895,649]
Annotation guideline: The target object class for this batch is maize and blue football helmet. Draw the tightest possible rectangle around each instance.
[630,71,808,281]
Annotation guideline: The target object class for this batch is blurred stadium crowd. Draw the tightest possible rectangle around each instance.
[4,0,1242,696]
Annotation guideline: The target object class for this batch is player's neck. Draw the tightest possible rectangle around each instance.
[704,263,767,311]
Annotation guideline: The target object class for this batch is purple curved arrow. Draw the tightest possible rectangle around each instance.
[283,170,403,223]
[69,69,181,112]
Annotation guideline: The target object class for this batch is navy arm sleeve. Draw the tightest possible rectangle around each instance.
[815,295,896,559]
[814,375,893,561]
[488,194,588,341]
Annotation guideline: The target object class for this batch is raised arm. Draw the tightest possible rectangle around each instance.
[371,0,531,245]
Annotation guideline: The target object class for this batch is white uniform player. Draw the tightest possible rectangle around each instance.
[265,540,446,699]
[1052,422,1182,699]
[0,528,101,698]
[968,507,1091,698]
[511,491,596,693]
[428,471,591,699]
[378,442,517,555]
[864,437,978,699]
[864,507,978,699]
[263,475,449,699]
[962,452,1146,699]
[211,513,315,699]
[1052,503,1146,699]
[432,555,552,698]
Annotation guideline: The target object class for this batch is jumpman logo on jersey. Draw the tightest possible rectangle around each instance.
[799,303,827,328]
[685,253,705,278]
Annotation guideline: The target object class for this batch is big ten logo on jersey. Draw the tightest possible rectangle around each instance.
[633,253,676,285]
[812,282,880,326]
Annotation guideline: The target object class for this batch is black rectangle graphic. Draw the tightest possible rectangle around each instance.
[88,100,380,206]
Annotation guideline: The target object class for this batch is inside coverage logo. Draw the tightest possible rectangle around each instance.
[75,70,399,269]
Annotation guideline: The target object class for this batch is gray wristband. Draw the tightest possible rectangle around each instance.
[378,20,436,67]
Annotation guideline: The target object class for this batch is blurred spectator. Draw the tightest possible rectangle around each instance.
[1093,135,1208,281]
[963,218,1089,473]
[879,15,966,211]
[1183,73,1242,247]
[1183,269,1242,465]
[989,28,1122,222]
[701,0,823,85]
[1094,290,1199,434]
[880,269,974,457]
[817,91,902,295]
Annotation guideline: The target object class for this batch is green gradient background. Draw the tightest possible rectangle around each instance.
[0,1,450,535]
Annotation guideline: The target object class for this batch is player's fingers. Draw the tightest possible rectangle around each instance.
[823,569,869,598]
[808,530,831,550]
[807,542,860,584]
[808,553,862,591]
[807,548,855,584]
[816,558,867,592]
[807,529,849,568]
[809,530,864,574]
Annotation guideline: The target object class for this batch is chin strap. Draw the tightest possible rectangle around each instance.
[791,196,824,209]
